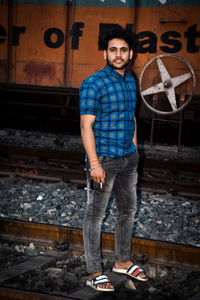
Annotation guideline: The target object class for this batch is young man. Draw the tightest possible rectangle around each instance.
[79,26,147,292]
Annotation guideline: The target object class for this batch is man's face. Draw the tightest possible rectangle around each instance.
[104,38,133,74]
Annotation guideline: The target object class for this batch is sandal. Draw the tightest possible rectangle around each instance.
[86,274,114,292]
[113,264,148,281]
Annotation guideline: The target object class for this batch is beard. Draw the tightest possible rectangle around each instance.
[106,57,130,70]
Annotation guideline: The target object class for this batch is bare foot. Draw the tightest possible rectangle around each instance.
[114,260,133,269]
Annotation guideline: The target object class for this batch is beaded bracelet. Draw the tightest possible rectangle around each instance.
[89,163,102,171]
[90,159,100,168]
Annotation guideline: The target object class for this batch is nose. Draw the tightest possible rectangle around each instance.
[115,49,122,57]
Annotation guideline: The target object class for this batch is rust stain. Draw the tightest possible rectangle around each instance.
[23,62,56,85]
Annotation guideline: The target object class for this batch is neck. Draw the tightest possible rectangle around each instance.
[115,68,125,76]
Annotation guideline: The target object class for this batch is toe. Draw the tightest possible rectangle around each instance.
[106,283,113,289]
[100,282,114,289]
[139,272,148,280]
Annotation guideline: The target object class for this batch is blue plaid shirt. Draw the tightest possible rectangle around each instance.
[79,64,137,157]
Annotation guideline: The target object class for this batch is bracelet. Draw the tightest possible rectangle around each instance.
[90,159,99,164]
[89,163,102,171]
[90,160,100,168]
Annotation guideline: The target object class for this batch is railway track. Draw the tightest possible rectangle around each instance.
[0,218,200,300]
[1,218,200,269]
[0,144,199,199]
[0,143,200,298]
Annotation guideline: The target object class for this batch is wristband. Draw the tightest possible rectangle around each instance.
[90,159,99,164]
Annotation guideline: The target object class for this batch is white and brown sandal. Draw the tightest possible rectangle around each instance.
[86,274,114,292]
[113,264,148,281]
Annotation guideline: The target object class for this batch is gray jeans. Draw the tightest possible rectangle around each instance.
[83,151,139,273]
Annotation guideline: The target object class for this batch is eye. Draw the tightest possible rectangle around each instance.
[121,48,128,52]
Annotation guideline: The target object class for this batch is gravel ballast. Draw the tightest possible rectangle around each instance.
[0,180,199,247]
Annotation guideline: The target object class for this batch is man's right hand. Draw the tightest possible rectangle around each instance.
[90,165,105,184]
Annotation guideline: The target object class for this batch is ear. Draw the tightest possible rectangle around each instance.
[129,49,133,60]
[104,50,107,61]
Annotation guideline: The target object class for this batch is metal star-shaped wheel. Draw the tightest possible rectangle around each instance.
[139,54,196,115]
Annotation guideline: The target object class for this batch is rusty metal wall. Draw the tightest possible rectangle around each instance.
[0,1,199,94]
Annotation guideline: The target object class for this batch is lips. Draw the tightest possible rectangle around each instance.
[114,59,124,63]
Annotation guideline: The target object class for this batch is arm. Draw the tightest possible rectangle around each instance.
[132,116,137,147]
[80,114,105,184]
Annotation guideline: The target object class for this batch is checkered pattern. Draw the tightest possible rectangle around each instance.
[79,64,137,157]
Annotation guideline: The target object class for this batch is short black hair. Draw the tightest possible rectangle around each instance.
[98,25,135,51]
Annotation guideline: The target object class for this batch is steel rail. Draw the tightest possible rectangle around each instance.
[0,143,199,198]
[0,161,86,183]
[0,145,85,163]
[0,218,199,271]
[1,144,200,173]
[0,287,79,300]
[137,176,200,199]
[0,159,199,198]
